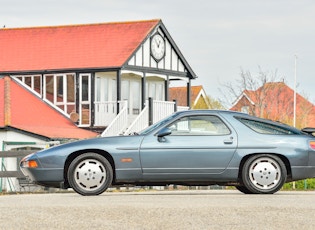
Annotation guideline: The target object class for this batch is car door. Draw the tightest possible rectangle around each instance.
[139,114,237,180]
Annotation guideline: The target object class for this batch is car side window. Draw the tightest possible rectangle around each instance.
[236,117,294,135]
[167,115,230,136]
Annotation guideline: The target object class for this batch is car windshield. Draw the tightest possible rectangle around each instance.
[138,112,179,135]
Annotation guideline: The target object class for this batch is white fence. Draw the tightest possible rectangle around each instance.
[101,101,128,137]
[124,105,149,135]
[152,100,176,124]
[100,99,189,137]
[94,101,125,127]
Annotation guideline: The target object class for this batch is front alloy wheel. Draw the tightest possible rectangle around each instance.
[242,154,287,194]
[235,185,253,194]
[68,153,113,196]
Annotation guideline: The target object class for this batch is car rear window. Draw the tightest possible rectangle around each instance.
[236,117,295,135]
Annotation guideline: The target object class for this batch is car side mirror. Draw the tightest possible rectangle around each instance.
[157,127,172,139]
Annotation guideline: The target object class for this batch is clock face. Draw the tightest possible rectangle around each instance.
[150,33,165,61]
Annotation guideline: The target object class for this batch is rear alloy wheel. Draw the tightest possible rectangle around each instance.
[68,153,113,196]
[242,154,287,194]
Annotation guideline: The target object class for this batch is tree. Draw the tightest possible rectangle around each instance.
[220,67,279,116]
[192,95,225,110]
[221,67,314,128]
[206,95,226,110]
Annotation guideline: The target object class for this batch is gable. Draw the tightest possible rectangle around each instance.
[0,20,160,72]
[127,24,196,79]
[169,85,207,107]
[0,76,97,139]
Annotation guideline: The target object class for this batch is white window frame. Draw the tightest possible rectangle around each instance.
[43,73,76,116]
[79,73,91,126]
[13,75,42,97]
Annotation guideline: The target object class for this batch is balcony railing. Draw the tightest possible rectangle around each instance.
[124,105,149,135]
[152,100,175,123]
[94,101,125,127]
[98,99,189,137]
[101,101,128,137]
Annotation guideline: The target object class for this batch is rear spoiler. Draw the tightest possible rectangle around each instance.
[301,127,315,135]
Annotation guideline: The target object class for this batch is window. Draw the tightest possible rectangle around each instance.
[236,117,296,135]
[44,73,76,115]
[167,115,230,136]
[241,106,249,114]
[14,75,42,95]
[79,74,91,126]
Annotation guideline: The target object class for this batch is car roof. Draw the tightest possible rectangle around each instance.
[175,109,246,116]
[175,109,303,134]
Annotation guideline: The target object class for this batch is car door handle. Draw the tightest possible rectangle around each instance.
[224,137,233,144]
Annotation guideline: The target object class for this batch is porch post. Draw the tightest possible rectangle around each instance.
[148,97,153,126]
[90,72,95,127]
[165,75,169,101]
[173,100,177,112]
[187,79,191,108]
[141,72,146,110]
[116,69,121,114]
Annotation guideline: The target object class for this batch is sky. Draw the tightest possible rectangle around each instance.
[1,0,315,104]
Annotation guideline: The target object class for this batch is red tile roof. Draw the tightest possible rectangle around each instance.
[230,82,315,128]
[0,20,160,72]
[0,76,97,139]
[169,85,204,107]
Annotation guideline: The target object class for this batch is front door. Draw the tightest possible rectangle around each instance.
[139,115,237,180]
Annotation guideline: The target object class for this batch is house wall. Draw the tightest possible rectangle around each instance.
[230,96,255,114]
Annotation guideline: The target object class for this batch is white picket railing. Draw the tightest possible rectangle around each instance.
[101,101,128,137]
[153,100,176,123]
[98,99,189,137]
[124,105,149,135]
[94,101,125,127]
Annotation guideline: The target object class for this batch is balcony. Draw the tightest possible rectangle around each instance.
[94,99,189,137]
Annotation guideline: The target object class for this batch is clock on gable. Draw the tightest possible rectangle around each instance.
[150,33,165,61]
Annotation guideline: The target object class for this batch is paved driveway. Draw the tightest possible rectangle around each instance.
[0,190,315,229]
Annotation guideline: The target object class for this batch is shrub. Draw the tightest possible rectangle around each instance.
[283,178,315,190]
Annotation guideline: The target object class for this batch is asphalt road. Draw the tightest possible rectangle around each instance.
[0,190,315,230]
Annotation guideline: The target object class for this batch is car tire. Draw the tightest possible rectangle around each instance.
[235,185,253,194]
[242,154,287,194]
[67,153,113,196]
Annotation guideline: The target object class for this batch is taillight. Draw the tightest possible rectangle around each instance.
[310,141,315,150]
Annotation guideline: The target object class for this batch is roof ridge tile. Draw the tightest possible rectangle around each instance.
[1,19,161,30]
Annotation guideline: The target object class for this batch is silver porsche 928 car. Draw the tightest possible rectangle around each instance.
[20,110,315,195]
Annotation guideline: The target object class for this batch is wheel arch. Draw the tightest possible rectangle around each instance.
[238,153,292,183]
[63,149,116,188]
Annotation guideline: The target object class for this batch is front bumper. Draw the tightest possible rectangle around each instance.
[20,154,65,188]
